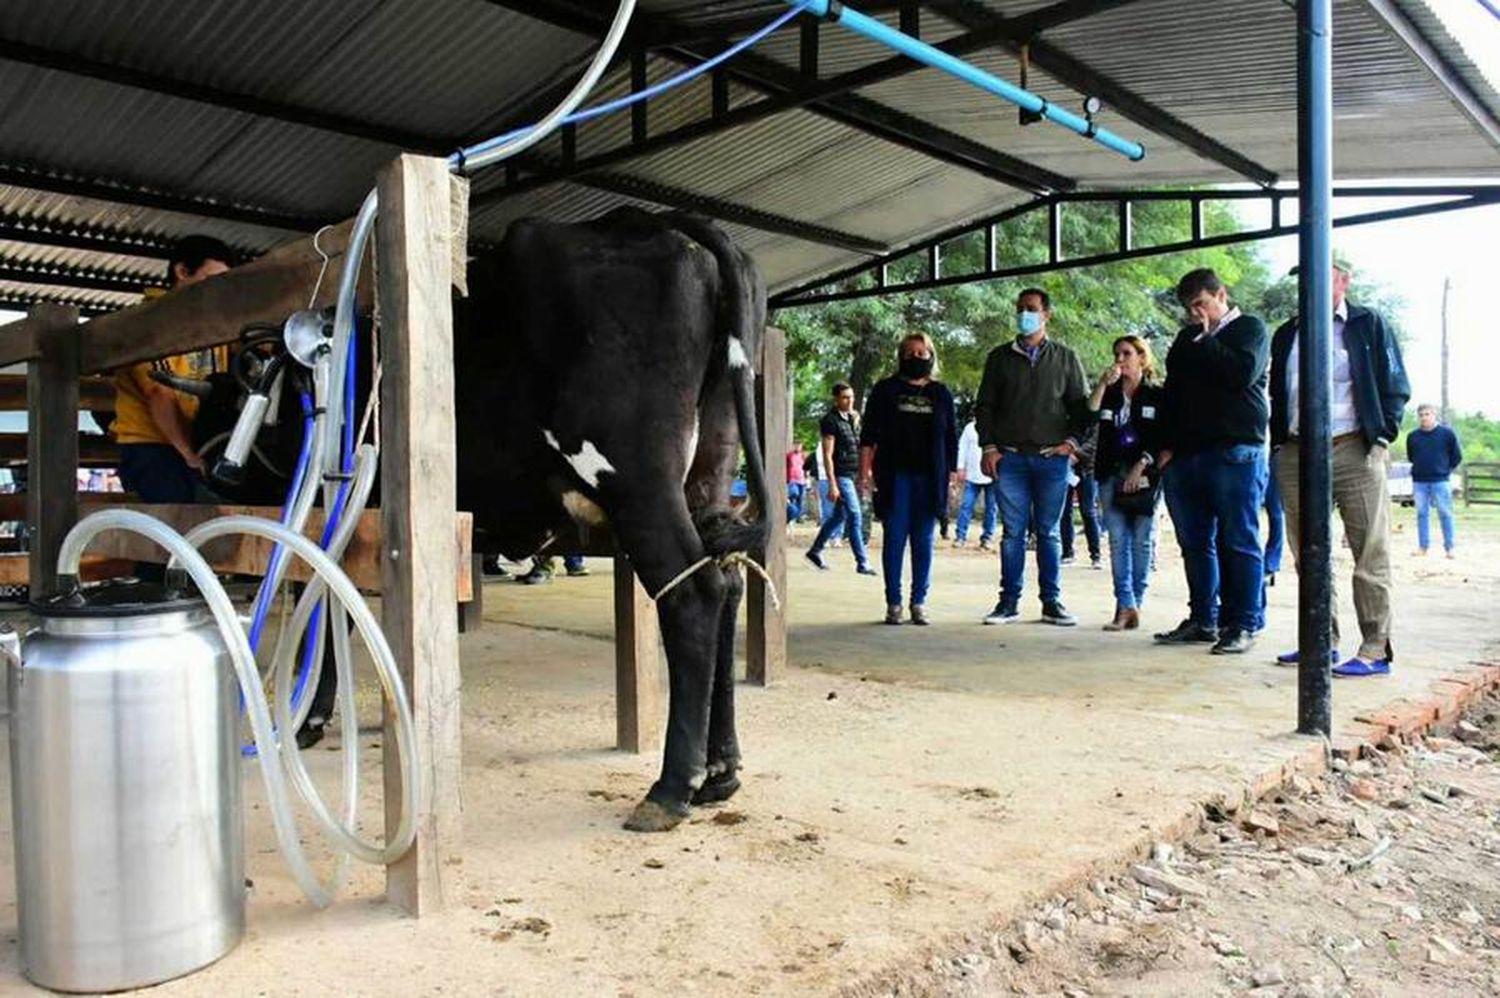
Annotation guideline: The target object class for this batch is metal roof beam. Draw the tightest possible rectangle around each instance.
[0,216,182,259]
[0,37,451,155]
[928,0,1279,186]
[670,46,1076,192]
[575,173,888,253]
[0,164,325,233]
[0,260,155,296]
[1360,0,1500,152]
[771,185,1500,306]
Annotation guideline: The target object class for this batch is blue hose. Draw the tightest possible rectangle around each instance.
[451,1,812,171]
[247,393,317,652]
[792,0,1145,160]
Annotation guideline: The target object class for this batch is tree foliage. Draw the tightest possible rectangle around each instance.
[778,198,1273,443]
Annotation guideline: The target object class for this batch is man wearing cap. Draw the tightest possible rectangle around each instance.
[1268,251,1410,678]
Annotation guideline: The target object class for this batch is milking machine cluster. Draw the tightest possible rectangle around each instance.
[4,0,1145,990]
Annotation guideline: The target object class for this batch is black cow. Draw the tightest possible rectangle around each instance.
[455,209,770,830]
[192,210,770,830]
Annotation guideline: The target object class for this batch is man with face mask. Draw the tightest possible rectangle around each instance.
[974,288,1091,625]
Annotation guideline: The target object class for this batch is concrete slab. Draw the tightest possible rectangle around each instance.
[0,506,1495,995]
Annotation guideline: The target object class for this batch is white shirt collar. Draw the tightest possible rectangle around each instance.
[1335,300,1348,321]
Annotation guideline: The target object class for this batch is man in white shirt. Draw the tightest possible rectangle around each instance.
[953,419,997,549]
[1268,252,1410,678]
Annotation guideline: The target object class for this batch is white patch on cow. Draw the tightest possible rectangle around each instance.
[561,489,609,527]
[683,416,701,484]
[543,429,616,488]
[726,337,750,370]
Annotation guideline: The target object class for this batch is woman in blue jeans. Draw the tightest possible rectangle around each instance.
[1088,335,1166,631]
[858,332,958,625]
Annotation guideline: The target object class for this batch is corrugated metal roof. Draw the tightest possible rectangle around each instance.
[0,0,1495,311]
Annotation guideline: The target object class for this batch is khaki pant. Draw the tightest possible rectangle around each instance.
[1275,437,1393,660]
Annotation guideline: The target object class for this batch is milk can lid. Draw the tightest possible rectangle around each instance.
[31,580,207,619]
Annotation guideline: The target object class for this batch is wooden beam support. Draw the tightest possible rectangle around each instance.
[747,326,787,686]
[376,154,464,916]
[25,304,81,598]
[613,557,664,753]
[74,218,367,375]
[0,374,114,412]
[43,499,474,597]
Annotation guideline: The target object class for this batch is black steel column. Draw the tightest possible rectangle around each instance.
[1296,0,1334,735]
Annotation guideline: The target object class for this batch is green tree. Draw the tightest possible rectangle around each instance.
[777,198,1273,444]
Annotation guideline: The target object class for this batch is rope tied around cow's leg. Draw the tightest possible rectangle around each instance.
[649,551,781,611]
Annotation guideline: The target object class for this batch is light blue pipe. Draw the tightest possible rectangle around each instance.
[790,0,1145,161]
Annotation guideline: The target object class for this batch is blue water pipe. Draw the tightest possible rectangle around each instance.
[452,0,813,172]
[788,0,1146,161]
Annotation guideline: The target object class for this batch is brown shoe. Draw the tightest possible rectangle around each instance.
[1123,608,1140,630]
[1103,607,1140,632]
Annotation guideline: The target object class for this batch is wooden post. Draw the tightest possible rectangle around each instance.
[25,304,81,598]
[458,553,484,633]
[376,154,464,915]
[613,557,663,752]
[747,326,788,686]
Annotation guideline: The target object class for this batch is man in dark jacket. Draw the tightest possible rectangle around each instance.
[1269,253,1409,677]
[975,287,1092,626]
[1155,268,1271,655]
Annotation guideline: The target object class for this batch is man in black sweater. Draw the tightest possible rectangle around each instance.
[1155,268,1271,655]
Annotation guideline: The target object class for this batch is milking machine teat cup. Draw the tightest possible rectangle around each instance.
[3,298,419,994]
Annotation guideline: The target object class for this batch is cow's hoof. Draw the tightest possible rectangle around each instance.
[691,772,741,805]
[623,798,689,833]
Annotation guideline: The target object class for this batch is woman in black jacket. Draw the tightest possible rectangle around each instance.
[1089,335,1166,631]
[857,332,958,626]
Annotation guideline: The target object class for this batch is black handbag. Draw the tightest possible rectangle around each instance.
[1112,468,1161,517]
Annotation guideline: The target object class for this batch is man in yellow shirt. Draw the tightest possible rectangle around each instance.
[113,236,233,501]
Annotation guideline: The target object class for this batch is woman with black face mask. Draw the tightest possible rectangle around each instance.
[857,332,959,625]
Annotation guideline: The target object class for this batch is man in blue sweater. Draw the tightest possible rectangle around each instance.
[1406,404,1463,558]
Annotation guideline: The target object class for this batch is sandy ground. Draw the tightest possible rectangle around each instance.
[0,505,1496,996]
[904,694,1500,998]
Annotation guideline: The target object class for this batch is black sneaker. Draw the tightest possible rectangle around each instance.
[519,566,553,585]
[1040,601,1077,626]
[982,600,1019,625]
[1211,628,1256,655]
[1153,618,1218,644]
[856,564,878,576]
[805,550,829,571]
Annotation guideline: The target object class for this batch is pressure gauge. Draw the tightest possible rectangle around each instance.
[1083,96,1103,116]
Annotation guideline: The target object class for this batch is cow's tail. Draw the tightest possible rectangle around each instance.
[671,215,771,558]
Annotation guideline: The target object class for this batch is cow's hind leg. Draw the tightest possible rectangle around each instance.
[693,567,743,805]
[621,532,726,833]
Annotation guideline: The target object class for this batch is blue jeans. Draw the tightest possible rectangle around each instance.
[1100,475,1159,609]
[817,479,844,541]
[1263,461,1284,574]
[117,443,216,502]
[1414,480,1455,551]
[997,452,1071,605]
[882,471,938,607]
[1061,475,1102,561]
[786,482,805,522]
[810,475,868,568]
[955,480,998,544]
[1163,444,1268,633]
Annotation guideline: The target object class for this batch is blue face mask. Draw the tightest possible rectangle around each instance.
[1017,310,1044,336]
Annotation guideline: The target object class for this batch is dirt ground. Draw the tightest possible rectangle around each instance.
[0,504,1496,996]
[892,693,1500,998]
